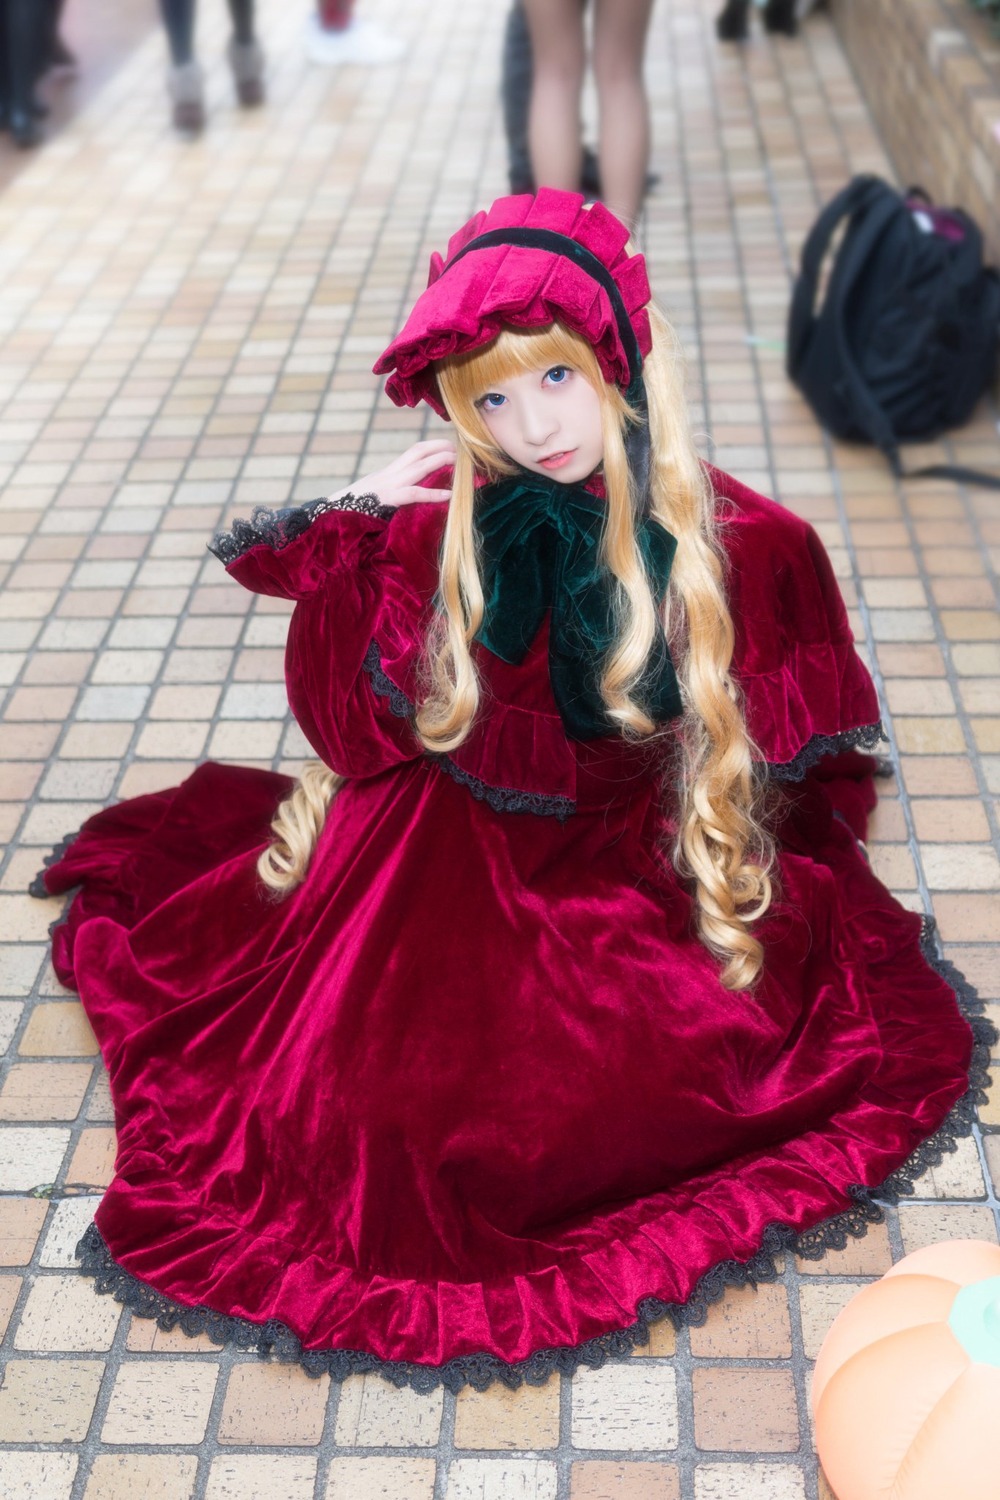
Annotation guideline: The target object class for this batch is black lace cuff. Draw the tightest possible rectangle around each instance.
[764,722,886,782]
[208,494,393,566]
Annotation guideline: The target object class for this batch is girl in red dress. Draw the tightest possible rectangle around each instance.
[34,189,991,1391]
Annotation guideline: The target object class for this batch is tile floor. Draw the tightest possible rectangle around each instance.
[0,1,998,1497]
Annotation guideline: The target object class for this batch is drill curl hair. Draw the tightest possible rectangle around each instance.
[259,309,774,990]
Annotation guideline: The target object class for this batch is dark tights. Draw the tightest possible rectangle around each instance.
[159,0,256,67]
[0,0,47,126]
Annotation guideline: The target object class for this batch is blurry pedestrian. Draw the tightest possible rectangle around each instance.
[501,1,600,197]
[305,1,405,66]
[0,0,48,148]
[160,0,265,135]
[521,0,653,227]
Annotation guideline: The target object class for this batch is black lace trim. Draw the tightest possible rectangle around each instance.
[361,639,412,721]
[435,759,575,822]
[29,833,81,941]
[75,917,995,1393]
[764,721,887,782]
[208,494,393,566]
[869,916,995,1204]
[360,640,577,821]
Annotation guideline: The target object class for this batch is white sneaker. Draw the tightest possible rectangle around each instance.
[305,14,406,66]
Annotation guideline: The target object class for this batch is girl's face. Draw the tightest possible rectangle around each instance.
[473,363,605,485]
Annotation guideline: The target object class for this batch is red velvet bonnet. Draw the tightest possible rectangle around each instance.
[373,189,653,419]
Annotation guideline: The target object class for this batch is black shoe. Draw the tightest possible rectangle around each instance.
[228,39,265,108]
[716,0,750,40]
[581,147,601,198]
[168,61,205,136]
[763,0,798,34]
[508,162,603,198]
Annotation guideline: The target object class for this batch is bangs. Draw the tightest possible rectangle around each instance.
[450,323,601,391]
[437,322,605,419]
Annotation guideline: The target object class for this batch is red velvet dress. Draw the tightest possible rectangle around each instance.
[37,466,989,1390]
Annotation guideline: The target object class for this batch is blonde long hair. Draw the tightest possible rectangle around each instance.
[261,311,774,989]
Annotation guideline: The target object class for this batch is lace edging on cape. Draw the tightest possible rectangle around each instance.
[72,917,995,1394]
[361,640,576,821]
[360,640,885,819]
[762,722,887,782]
[208,494,888,799]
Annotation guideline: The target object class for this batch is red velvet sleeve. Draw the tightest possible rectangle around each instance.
[710,467,882,775]
[219,502,445,780]
[222,502,392,602]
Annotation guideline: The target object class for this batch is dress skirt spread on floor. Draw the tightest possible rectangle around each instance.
[33,464,992,1391]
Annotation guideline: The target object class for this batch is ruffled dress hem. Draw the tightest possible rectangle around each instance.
[63,921,993,1393]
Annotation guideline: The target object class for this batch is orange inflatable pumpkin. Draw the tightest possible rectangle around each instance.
[813,1239,1000,1500]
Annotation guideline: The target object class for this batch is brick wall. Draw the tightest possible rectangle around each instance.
[832,0,1000,263]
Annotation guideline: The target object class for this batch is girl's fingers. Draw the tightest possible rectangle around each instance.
[348,440,455,504]
[400,486,451,505]
[390,439,451,459]
[391,486,451,507]
[406,438,455,457]
[399,443,455,475]
[382,456,454,490]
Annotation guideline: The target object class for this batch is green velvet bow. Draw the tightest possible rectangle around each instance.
[473,473,683,741]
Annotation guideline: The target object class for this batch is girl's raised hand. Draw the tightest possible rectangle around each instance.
[331,439,455,509]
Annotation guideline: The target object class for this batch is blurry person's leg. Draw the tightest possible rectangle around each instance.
[3,0,48,146]
[160,0,195,65]
[591,0,654,226]
[763,0,797,35]
[0,2,7,128]
[504,2,601,198]
[229,0,255,45]
[306,1,405,66]
[502,2,534,194]
[0,0,12,136]
[715,0,750,41]
[522,0,585,196]
[227,0,264,106]
[159,0,204,134]
[44,0,76,74]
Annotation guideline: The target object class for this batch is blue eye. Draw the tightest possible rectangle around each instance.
[476,392,506,410]
[545,366,569,385]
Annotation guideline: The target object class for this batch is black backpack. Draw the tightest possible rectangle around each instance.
[787,174,1000,488]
